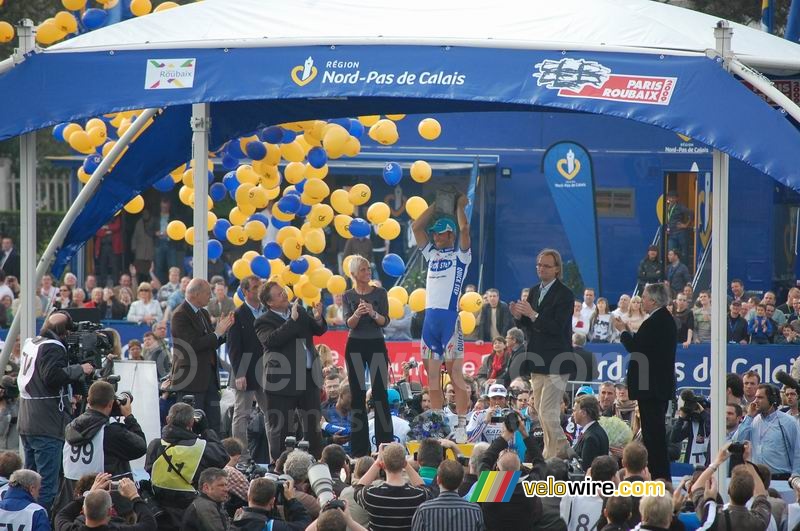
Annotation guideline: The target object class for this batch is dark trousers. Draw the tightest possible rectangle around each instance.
[345,337,394,457]
[638,398,670,480]
[264,374,322,462]
[177,371,221,433]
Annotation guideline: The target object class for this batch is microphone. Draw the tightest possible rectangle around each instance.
[775,370,800,392]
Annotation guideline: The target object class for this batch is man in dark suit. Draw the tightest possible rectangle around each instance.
[572,395,609,469]
[613,282,676,480]
[254,281,326,462]
[0,237,19,279]
[170,278,234,432]
[228,275,268,465]
[510,248,576,459]
[477,289,514,343]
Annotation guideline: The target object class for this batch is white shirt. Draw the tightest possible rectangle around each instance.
[580,303,596,325]
[369,414,411,451]
[421,243,471,312]
[126,299,163,323]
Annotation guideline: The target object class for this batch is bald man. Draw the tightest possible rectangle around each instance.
[170,279,234,432]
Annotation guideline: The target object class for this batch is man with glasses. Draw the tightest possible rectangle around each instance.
[510,248,575,459]
[228,275,268,465]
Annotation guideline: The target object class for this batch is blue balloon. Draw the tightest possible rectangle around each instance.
[295,179,307,193]
[209,182,227,202]
[223,171,240,192]
[82,8,108,30]
[249,213,270,226]
[280,129,297,143]
[329,118,351,130]
[278,195,301,214]
[226,140,246,159]
[153,175,175,193]
[284,188,301,198]
[221,154,239,170]
[83,154,102,174]
[250,256,271,278]
[208,239,224,260]
[237,287,245,300]
[263,241,283,259]
[296,203,311,217]
[349,218,370,238]
[52,123,68,142]
[270,217,290,229]
[213,219,232,241]
[383,162,402,186]
[349,119,365,139]
[307,147,328,169]
[260,126,284,144]
[245,141,267,161]
[289,257,309,275]
[382,254,406,277]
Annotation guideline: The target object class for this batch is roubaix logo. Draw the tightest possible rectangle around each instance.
[291,56,318,87]
[144,58,196,90]
[534,58,677,106]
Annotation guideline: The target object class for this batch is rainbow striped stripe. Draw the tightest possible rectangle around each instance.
[468,471,521,502]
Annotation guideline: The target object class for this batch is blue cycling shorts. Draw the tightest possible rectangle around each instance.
[421,308,464,361]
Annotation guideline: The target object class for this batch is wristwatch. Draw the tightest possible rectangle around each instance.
[371,311,378,320]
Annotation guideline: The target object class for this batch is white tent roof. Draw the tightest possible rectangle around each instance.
[48,0,800,71]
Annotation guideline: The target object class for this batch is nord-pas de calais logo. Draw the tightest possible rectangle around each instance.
[291,56,318,87]
[145,58,196,90]
[534,58,677,106]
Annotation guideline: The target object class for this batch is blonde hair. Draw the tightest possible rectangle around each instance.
[627,296,647,318]
[348,255,370,277]
[536,248,563,279]
[316,344,333,367]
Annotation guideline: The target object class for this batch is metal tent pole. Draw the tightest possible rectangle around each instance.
[0,108,160,368]
[711,20,733,486]
[191,103,210,281]
[18,20,36,347]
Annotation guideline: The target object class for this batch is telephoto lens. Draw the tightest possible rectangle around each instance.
[307,463,336,507]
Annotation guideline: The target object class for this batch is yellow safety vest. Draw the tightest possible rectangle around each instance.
[151,438,206,492]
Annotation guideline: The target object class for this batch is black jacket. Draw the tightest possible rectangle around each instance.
[478,302,515,342]
[620,306,677,402]
[254,307,326,397]
[64,408,147,477]
[727,315,749,343]
[669,410,711,465]
[573,421,609,469]
[231,502,311,531]
[55,496,156,531]
[227,303,264,390]
[637,257,663,290]
[181,493,230,531]
[0,248,19,278]
[97,299,128,320]
[514,279,576,377]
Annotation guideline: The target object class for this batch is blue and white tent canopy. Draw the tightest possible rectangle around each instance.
[0,0,799,270]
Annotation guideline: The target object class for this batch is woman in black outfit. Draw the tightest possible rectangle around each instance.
[343,254,394,457]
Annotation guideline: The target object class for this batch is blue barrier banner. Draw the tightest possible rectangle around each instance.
[542,142,600,291]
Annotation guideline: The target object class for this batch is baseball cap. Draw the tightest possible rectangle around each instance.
[575,385,595,397]
[487,384,508,398]
[429,217,457,234]
[387,389,401,404]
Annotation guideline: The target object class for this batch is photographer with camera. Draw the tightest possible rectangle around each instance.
[0,374,19,451]
[669,389,711,467]
[144,402,229,530]
[18,311,96,511]
[368,389,411,452]
[55,472,156,531]
[733,384,800,479]
[231,476,311,531]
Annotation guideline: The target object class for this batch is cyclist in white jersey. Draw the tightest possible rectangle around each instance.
[412,195,472,443]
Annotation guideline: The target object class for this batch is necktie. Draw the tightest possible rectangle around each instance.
[538,286,546,305]
[198,309,212,333]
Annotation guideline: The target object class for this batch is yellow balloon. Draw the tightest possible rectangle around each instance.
[388,286,409,305]
[280,141,305,163]
[233,293,243,308]
[35,22,65,46]
[62,0,87,10]
[62,123,82,142]
[284,162,306,184]
[368,119,399,146]
[101,141,116,159]
[309,204,334,228]
[406,196,429,220]
[309,267,333,289]
[229,206,249,226]
[130,0,152,16]
[459,310,477,334]
[410,160,432,183]
[285,285,295,301]
[236,165,260,185]
[184,226,195,246]
[248,185,269,209]
[153,1,179,12]
[303,179,330,203]
[68,130,94,154]
[305,255,323,271]
[282,237,302,260]
[305,164,328,180]
[166,220,186,240]
[342,255,355,278]
[269,258,286,276]
[418,118,442,140]
[282,268,301,286]
[226,225,248,246]
[272,203,295,222]
[327,275,347,295]
[459,292,483,313]
[182,168,195,189]
[388,297,405,319]
[260,165,281,189]
[207,211,218,232]
[54,11,78,34]
[409,288,426,312]
[178,185,193,206]
[367,202,390,225]
[86,126,107,147]
[245,220,267,241]
[77,167,90,184]
[358,115,380,127]
[343,137,361,157]
[123,195,144,214]
[330,189,354,215]
[301,282,320,300]
[232,259,253,280]
[264,143,282,165]
[334,215,353,239]
[377,218,401,240]
[264,186,281,201]
[322,124,350,155]
[243,250,260,262]
[86,118,106,132]
[386,114,406,121]
[348,183,371,206]
[277,226,302,246]
[304,228,326,254]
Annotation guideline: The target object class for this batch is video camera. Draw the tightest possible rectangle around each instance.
[65,321,114,371]
[263,473,294,505]
[679,390,709,418]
